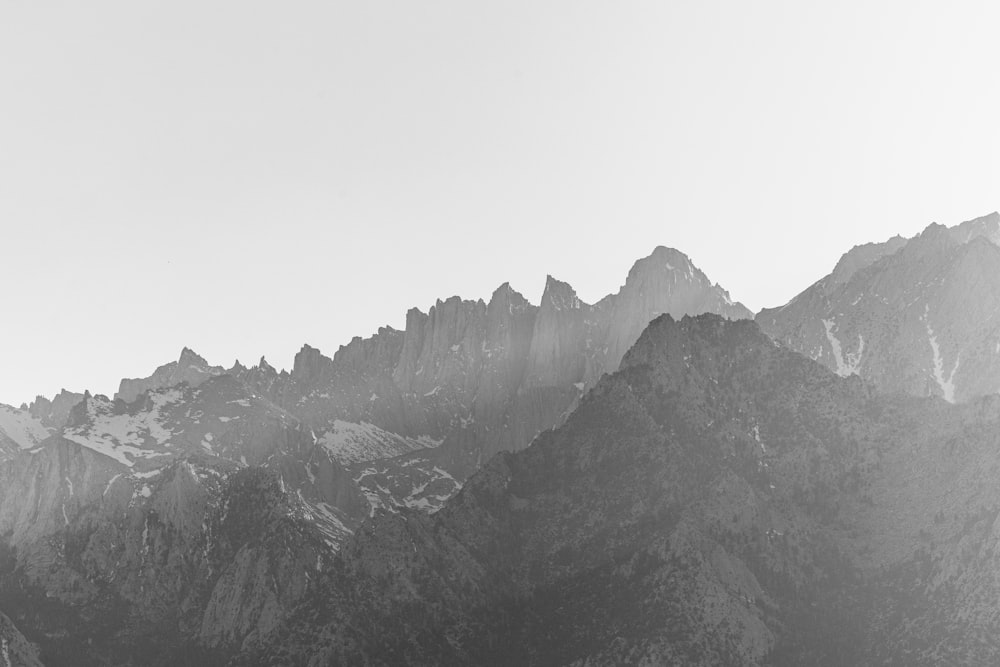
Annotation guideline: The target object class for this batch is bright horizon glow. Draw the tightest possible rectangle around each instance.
[2,1,1000,405]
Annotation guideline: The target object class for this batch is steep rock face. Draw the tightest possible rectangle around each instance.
[246,314,1000,666]
[758,212,1000,403]
[291,344,333,387]
[116,347,225,403]
[522,276,593,389]
[242,328,411,438]
[393,298,490,397]
[196,468,336,654]
[232,357,292,407]
[27,389,84,430]
[477,283,538,410]
[0,612,43,667]
[598,245,752,374]
[0,404,50,462]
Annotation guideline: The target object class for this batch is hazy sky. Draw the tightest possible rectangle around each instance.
[2,1,1000,405]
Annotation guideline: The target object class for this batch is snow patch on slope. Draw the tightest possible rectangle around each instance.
[318,420,439,465]
[352,460,461,515]
[62,389,183,467]
[822,319,864,377]
[923,305,960,403]
[0,405,51,449]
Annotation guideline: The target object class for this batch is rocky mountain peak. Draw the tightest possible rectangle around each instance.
[491,280,514,297]
[330,327,403,375]
[827,235,908,289]
[541,275,583,311]
[178,346,209,368]
[902,214,1000,258]
[65,390,101,429]
[919,221,949,237]
[27,388,85,429]
[488,281,531,312]
[621,313,769,374]
[116,347,225,403]
[291,343,332,384]
[626,245,695,284]
[902,221,960,259]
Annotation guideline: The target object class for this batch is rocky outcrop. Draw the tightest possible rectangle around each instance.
[115,347,225,403]
[0,612,43,667]
[758,212,1000,403]
[27,389,84,430]
[197,468,336,653]
[0,404,50,462]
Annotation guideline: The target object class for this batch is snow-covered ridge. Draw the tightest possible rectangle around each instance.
[0,404,51,449]
[822,319,864,377]
[318,420,441,466]
[923,305,960,403]
[62,389,184,467]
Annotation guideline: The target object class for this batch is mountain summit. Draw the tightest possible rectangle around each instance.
[116,347,225,403]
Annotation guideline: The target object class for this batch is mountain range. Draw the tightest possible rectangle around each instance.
[0,246,750,665]
[6,214,1000,664]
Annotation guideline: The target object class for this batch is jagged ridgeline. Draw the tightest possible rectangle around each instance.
[0,248,749,665]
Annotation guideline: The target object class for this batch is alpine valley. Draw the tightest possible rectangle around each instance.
[6,217,1000,665]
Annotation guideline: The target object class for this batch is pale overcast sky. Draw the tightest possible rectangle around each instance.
[2,1,1000,405]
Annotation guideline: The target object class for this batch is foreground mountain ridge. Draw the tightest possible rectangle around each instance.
[245,313,1000,665]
